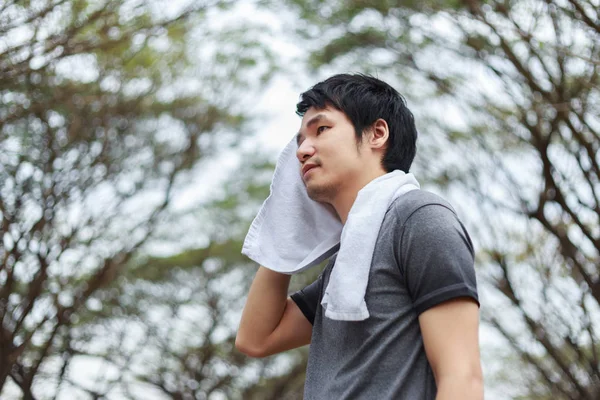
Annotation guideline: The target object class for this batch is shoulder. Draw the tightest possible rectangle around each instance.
[386,189,457,225]
[384,190,471,254]
[386,190,474,259]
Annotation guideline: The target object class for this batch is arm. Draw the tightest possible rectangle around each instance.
[419,298,483,400]
[397,202,482,398]
[235,266,312,358]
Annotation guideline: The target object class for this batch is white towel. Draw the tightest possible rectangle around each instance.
[242,137,420,321]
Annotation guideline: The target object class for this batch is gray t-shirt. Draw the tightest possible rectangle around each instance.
[291,190,479,400]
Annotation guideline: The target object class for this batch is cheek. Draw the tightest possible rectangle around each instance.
[337,145,360,164]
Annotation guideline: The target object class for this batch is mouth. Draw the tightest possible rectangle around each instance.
[302,165,318,179]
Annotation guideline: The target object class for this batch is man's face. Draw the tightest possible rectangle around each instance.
[296,106,364,203]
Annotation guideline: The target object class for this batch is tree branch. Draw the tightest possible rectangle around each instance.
[565,0,600,34]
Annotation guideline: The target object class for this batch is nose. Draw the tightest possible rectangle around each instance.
[296,138,315,162]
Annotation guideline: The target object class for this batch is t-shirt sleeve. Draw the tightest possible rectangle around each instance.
[290,274,322,325]
[397,204,479,315]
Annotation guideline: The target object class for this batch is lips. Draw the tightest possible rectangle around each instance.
[302,163,318,178]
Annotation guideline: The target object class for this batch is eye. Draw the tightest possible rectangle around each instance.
[316,126,329,135]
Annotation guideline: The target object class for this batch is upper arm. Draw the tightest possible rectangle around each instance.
[398,203,482,385]
[418,298,482,381]
[398,203,479,314]
[257,297,313,357]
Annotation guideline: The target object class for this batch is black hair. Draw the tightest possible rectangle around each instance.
[296,73,417,173]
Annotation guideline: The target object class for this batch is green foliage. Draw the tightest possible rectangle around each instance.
[75,153,316,399]
[0,0,275,398]
[310,28,388,67]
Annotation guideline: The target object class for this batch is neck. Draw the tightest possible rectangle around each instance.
[332,168,388,224]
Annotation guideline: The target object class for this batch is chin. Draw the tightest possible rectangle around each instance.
[306,181,336,204]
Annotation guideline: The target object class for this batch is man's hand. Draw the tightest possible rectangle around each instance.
[418,297,483,400]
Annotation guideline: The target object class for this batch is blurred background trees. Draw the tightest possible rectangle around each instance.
[0,0,278,398]
[1,0,598,398]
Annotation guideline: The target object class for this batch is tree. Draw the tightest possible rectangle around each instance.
[72,155,314,399]
[0,0,273,397]
[270,0,599,398]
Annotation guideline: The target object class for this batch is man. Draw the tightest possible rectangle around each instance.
[236,74,483,399]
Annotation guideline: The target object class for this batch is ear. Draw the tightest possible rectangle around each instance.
[368,118,389,150]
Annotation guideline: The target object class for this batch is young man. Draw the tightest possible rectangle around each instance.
[236,74,483,399]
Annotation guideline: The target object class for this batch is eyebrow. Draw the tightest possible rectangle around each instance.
[296,114,328,145]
